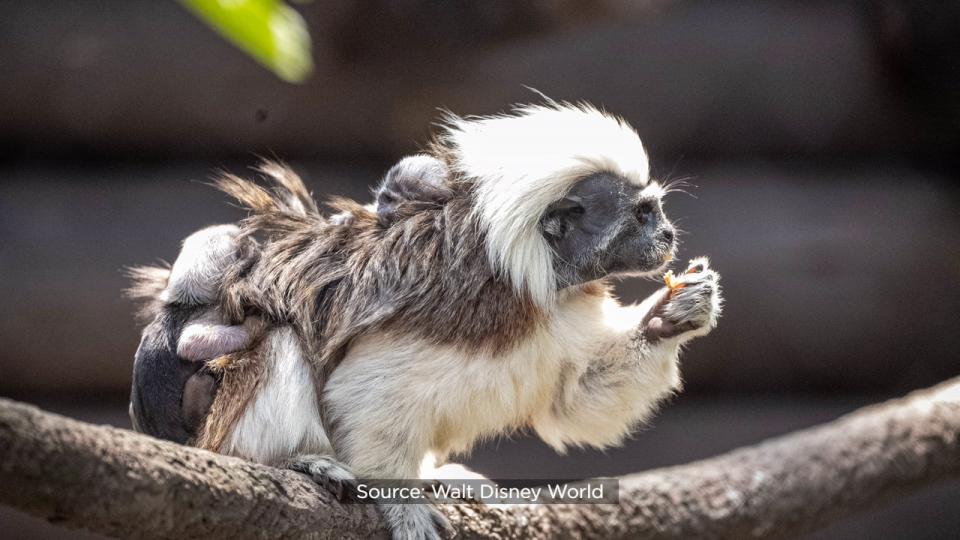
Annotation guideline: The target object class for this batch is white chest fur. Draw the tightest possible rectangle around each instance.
[223,289,680,477]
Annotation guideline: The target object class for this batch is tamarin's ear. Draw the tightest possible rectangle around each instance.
[540,196,584,239]
[375,155,452,225]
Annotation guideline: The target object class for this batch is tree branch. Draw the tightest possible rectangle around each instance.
[2,377,960,539]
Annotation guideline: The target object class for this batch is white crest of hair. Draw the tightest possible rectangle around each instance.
[440,102,650,306]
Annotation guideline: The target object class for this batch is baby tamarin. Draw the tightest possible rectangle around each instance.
[129,158,449,443]
[127,224,261,443]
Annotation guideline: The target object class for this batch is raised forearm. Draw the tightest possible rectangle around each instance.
[534,330,681,451]
[534,259,722,451]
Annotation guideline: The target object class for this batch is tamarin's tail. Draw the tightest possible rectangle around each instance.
[124,263,171,323]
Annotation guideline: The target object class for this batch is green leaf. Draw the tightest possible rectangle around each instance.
[179,0,314,83]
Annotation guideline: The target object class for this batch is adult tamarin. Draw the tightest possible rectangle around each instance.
[131,103,722,539]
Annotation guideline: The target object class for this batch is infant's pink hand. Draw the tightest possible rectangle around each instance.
[177,320,252,361]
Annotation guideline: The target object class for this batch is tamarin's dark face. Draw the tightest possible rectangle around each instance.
[540,172,676,288]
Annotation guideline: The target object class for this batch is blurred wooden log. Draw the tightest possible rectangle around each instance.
[6,1,953,160]
[1,376,960,539]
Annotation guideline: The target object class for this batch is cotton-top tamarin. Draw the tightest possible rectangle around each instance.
[130,102,722,540]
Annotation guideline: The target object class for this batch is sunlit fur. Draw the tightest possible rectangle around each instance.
[439,103,651,306]
[221,327,331,464]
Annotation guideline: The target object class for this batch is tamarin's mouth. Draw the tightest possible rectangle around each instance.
[649,247,676,274]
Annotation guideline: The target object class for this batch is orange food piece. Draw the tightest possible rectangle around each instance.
[664,271,685,291]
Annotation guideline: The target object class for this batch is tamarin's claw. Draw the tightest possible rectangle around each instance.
[287,455,358,502]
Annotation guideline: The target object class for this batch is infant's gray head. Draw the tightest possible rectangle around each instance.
[163,224,241,305]
[374,154,452,225]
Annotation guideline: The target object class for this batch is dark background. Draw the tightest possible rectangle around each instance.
[1,1,958,538]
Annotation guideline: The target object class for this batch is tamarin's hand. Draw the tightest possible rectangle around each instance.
[644,257,722,341]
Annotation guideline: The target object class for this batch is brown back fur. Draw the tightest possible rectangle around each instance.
[192,348,268,451]
[215,162,544,379]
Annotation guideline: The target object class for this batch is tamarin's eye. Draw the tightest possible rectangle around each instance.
[636,200,656,224]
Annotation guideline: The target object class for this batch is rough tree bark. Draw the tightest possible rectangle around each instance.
[1,377,959,539]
